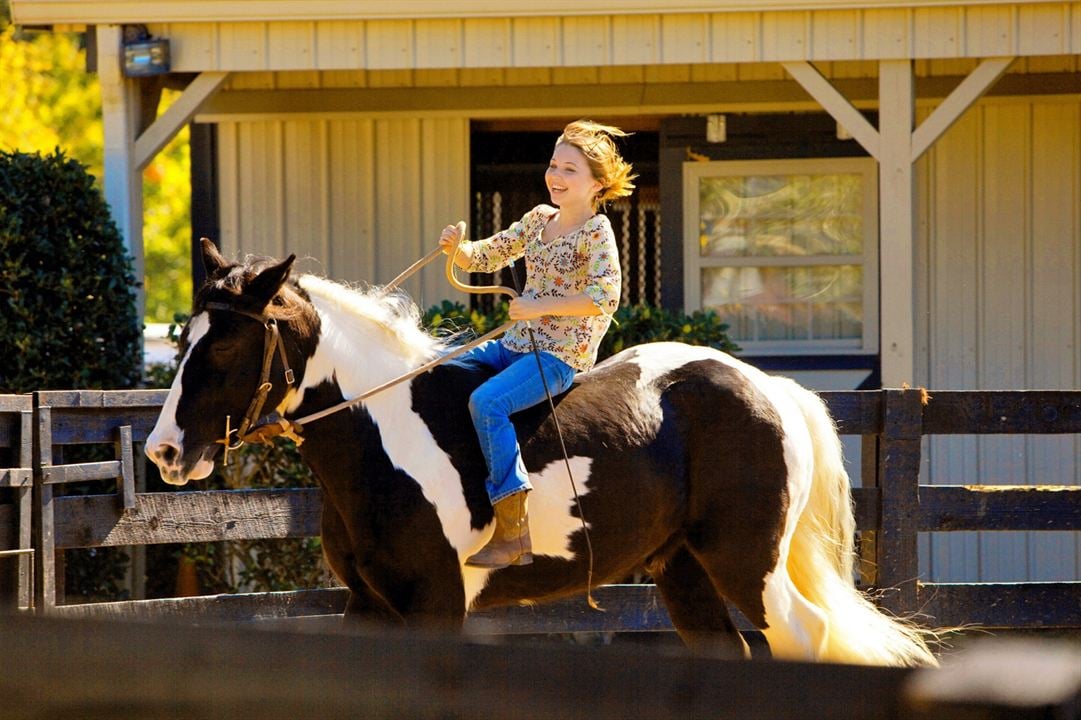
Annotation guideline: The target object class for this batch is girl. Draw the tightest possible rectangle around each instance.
[439,120,635,569]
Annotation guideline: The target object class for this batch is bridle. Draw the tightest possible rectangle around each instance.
[201,233,599,608]
[203,236,516,460]
[203,301,298,463]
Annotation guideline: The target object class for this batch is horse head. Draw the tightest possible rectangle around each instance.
[146,239,317,485]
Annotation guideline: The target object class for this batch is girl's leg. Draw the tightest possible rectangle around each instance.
[467,348,576,502]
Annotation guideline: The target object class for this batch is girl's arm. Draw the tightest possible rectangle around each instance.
[509,293,601,321]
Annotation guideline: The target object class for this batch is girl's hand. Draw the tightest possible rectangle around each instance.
[439,222,466,255]
[508,297,547,321]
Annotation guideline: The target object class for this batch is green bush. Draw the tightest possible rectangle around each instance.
[423,300,739,361]
[0,148,142,392]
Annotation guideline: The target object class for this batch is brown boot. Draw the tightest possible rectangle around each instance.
[465,491,533,569]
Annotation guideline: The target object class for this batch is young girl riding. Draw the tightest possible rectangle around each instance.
[438,120,635,569]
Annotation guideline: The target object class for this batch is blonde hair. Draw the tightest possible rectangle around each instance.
[557,120,636,209]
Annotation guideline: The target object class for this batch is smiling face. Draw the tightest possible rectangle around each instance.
[545,142,603,212]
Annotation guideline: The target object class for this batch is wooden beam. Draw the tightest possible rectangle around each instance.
[781,61,880,160]
[911,57,1014,162]
[134,71,229,171]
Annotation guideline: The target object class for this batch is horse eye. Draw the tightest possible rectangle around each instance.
[209,341,238,361]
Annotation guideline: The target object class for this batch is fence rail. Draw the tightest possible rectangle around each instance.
[2,387,1079,632]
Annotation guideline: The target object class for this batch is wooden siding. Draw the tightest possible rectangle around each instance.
[217,117,468,305]
[116,5,1081,73]
[917,96,1081,583]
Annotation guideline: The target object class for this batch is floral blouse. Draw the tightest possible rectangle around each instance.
[464,205,621,372]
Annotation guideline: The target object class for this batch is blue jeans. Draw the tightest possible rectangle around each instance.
[454,340,577,503]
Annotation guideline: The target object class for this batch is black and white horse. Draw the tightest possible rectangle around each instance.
[146,241,935,666]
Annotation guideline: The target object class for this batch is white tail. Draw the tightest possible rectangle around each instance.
[777,378,939,667]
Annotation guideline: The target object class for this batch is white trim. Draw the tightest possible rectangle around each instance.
[683,156,880,357]
[782,62,881,160]
[134,71,230,170]
[910,57,1014,161]
[11,1,1063,25]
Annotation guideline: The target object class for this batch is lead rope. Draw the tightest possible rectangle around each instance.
[444,223,601,612]
[512,265,603,612]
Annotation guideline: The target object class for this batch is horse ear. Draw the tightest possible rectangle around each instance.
[200,238,229,278]
[248,254,296,306]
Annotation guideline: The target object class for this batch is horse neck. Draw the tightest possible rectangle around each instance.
[295,291,434,408]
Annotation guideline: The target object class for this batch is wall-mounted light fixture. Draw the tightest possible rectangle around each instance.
[122,24,170,77]
[706,114,727,144]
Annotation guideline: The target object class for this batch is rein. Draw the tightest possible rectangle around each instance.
[216,230,599,608]
[215,236,517,451]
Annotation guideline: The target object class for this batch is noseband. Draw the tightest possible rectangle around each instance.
[204,301,299,462]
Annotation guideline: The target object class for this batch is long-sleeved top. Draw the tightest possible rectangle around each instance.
[464,204,621,372]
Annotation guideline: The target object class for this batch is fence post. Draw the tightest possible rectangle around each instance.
[875,388,924,616]
[31,394,56,612]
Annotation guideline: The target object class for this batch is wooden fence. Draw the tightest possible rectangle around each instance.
[1,388,1079,632]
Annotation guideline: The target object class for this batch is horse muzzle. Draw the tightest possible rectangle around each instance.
[146,440,216,486]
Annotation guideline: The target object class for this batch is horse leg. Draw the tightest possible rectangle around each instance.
[650,544,748,659]
[320,499,403,626]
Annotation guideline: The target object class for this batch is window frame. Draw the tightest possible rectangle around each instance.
[682,156,880,356]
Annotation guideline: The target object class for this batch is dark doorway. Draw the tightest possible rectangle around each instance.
[469,119,659,312]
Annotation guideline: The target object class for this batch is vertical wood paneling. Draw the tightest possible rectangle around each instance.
[925,110,982,582]
[216,122,240,250]
[415,20,461,69]
[1018,4,1067,55]
[912,7,961,58]
[978,103,1030,581]
[964,5,1015,57]
[1073,3,1081,53]
[327,120,376,284]
[420,119,470,305]
[281,120,327,264]
[862,8,910,59]
[160,22,218,72]
[268,22,315,71]
[812,11,859,61]
[463,18,510,68]
[232,121,285,257]
[365,20,413,70]
[660,14,709,65]
[160,9,1081,71]
[762,11,809,60]
[314,21,365,69]
[612,15,659,66]
[374,119,422,291]
[218,22,267,71]
[1027,101,1080,580]
[710,12,759,63]
[561,16,610,66]
[511,18,559,68]
[921,98,1081,583]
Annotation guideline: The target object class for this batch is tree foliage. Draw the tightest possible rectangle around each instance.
[0,23,192,324]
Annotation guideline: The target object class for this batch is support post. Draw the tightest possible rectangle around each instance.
[875,388,924,616]
[877,60,916,386]
[98,24,146,323]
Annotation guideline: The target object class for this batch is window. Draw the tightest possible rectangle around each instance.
[683,157,878,355]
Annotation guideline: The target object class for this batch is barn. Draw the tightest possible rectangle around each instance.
[9,0,1080,585]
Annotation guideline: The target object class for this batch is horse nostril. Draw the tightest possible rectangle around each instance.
[155,443,180,466]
